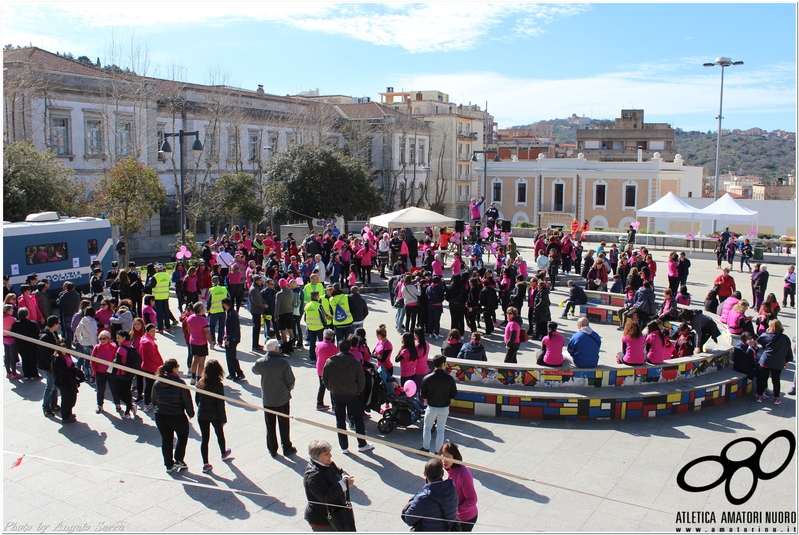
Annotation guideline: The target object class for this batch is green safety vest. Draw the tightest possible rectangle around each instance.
[152,272,171,301]
[327,293,352,326]
[208,285,229,314]
[304,301,325,332]
[304,282,325,303]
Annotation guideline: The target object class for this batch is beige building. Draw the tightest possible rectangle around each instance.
[476,152,703,232]
[379,88,495,219]
[576,109,676,162]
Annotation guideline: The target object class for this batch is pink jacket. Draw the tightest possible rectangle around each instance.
[720,297,740,324]
[541,332,565,366]
[315,339,338,377]
[447,464,479,522]
[18,294,41,324]
[504,321,521,345]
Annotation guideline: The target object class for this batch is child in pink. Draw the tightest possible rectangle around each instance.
[537,322,565,367]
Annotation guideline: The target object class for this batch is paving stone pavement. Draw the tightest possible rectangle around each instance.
[3,242,796,533]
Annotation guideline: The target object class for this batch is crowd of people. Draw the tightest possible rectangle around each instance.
[2,219,796,530]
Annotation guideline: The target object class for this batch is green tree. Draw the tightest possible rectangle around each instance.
[264,144,382,231]
[3,142,88,221]
[92,158,166,265]
[211,172,264,234]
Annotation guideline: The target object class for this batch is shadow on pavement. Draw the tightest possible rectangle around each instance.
[473,470,550,504]
[57,423,108,454]
[346,451,419,493]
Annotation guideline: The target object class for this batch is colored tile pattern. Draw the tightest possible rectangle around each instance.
[446,350,731,389]
[448,375,752,421]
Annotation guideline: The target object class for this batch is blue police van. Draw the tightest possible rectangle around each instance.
[3,212,114,297]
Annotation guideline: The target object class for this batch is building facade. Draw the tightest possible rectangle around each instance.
[576,109,676,163]
[476,152,703,231]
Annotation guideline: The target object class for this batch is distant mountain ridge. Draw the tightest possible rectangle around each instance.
[513,118,796,181]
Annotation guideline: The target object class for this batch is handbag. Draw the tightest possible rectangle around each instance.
[393,297,405,309]
[327,486,356,532]
[519,329,529,343]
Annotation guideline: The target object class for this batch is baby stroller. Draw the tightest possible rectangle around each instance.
[369,367,424,434]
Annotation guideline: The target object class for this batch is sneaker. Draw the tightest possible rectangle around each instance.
[134,396,144,403]
[221,448,232,460]
[774,397,782,405]
[62,415,77,423]
[132,404,138,416]
[202,463,213,473]
[115,404,123,413]
[761,391,769,399]
[756,396,763,403]
[52,404,61,412]
[166,464,180,474]
[789,387,796,396]
[43,409,55,417]
[316,405,330,411]
[174,461,187,471]
[6,373,14,378]
[283,447,297,456]
[418,447,429,453]
[96,405,103,414]
[123,412,132,420]
[358,443,375,453]
[143,404,153,412]
[363,412,371,419]
[560,315,567,319]
[190,378,197,385]
[341,448,350,455]
[428,333,434,339]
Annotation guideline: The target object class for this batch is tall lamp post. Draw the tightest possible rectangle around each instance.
[472,149,500,205]
[159,131,204,245]
[703,57,743,232]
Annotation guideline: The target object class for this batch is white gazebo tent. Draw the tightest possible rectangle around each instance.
[636,191,702,219]
[369,207,456,229]
[696,193,759,227]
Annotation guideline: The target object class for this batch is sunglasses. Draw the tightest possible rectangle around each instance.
[99,337,110,341]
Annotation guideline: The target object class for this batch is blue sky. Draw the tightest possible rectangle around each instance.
[3,2,796,132]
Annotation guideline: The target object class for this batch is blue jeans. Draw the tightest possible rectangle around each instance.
[395,307,405,332]
[208,313,225,344]
[335,325,354,344]
[76,344,94,380]
[422,405,450,453]
[154,299,171,330]
[307,330,323,362]
[41,369,58,411]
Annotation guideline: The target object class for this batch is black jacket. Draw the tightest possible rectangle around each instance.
[303,459,348,527]
[420,368,458,407]
[11,318,40,353]
[445,276,465,307]
[225,308,241,341]
[152,374,195,417]
[533,287,552,322]
[37,330,59,371]
[56,290,81,319]
[348,293,369,323]
[480,286,498,312]
[323,351,365,398]
[195,382,227,423]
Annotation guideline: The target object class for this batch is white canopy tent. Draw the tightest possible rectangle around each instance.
[696,193,759,224]
[369,207,456,229]
[636,191,702,220]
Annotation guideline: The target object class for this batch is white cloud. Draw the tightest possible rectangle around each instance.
[3,2,589,53]
[405,64,796,130]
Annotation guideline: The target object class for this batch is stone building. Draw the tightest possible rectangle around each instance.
[576,109,676,162]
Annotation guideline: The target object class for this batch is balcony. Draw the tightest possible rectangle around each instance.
[539,203,575,213]
[457,130,478,140]
[456,173,476,182]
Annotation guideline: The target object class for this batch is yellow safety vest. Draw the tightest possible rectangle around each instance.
[208,285,229,314]
[304,301,325,332]
[328,293,352,327]
[304,282,325,303]
[153,272,170,301]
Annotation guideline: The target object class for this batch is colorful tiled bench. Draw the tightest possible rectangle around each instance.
[450,370,751,420]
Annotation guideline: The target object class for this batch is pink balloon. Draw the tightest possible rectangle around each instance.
[686,232,695,240]
[402,379,417,397]
[631,221,641,231]
[449,236,460,244]
[465,224,471,234]
[500,236,508,245]
[490,242,498,252]
[480,228,490,239]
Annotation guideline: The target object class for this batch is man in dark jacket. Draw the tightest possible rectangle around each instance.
[419,355,457,453]
[561,280,588,318]
[51,342,82,423]
[249,275,265,351]
[322,338,374,454]
[222,298,244,381]
[56,281,81,347]
[456,331,487,361]
[401,458,459,532]
[252,339,296,457]
[34,280,52,322]
[348,286,369,331]
[405,228,419,268]
[677,308,720,353]
[39,315,61,417]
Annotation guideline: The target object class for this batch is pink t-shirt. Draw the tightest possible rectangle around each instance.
[347,272,357,286]
[541,332,565,366]
[645,332,667,364]
[398,348,416,377]
[315,339,338,377]
[374,338,393,372]
[504,320,521,345]
[184,275,198,293]
[431,260,444,277]
[186,313,209,346]
[667,260,679,278]
[415,342,430,375]
[227,270,244,285]
[3,314,16,344]
[519,261,528,278]
[621,334,646,365]
[676,293,691,306]
[451,257,462,276]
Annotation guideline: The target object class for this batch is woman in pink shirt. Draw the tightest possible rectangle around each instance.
[645,320,672,364]
[4,304,20,378]
[667,252,680,295]
[183,266,199,305]
[503,307,522,363]
[315,329,338,411]
[91,330,120,413]
[17,285,42,325]
[395,332,419,386]
[450,254,463,277]
[95,299,114,334]
[439,442,479,531]
[617,320,646,365]
[356,242,376,285]
[431,254,444,277]
[537,321,565,367]
[372,324,394,375]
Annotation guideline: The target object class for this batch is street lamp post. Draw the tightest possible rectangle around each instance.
[703,57,743,232]
[159,130,204,245]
